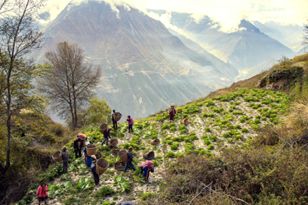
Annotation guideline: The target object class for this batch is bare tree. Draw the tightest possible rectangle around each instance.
[0,0,43,174]
[0,0,9,15]
[40,42,101,130]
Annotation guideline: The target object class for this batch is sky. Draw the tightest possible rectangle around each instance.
[42,0,308,32]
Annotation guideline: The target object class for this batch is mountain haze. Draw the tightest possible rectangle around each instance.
[150,11,295,79]
[37,0,236,119]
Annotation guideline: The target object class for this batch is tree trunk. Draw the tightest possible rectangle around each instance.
[3,60,13,174]
[72,88,78,129]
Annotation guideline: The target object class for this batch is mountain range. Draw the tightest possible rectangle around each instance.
[149,11,296,78]
[35,0,305,120]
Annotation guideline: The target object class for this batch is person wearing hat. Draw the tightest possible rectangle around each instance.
[90,155,99,186]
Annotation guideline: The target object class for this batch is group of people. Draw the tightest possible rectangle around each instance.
[36,106,177,204]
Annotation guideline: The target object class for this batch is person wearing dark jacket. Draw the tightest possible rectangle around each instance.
[61,147,69,173]
[124,148,136,172]
[127,115,134,133]
[169,106,176,121]
[73,137,82,158]
[102,127,111,145]
[112,110,118,130]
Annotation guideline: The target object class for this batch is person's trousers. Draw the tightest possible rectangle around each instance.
[75,149,81,158]
[128,125,133,133]
[124,161,136,172]
[91,167,99,185]
[113,121,118,130]
[102,138,109,145]
[63,161,68,173]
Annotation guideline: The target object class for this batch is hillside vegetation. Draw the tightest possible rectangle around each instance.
[18,54,308,205]
[0,111,69,203]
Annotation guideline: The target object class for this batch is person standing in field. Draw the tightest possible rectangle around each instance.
[169,105,176,121]
[125,148,136,172]
[112,110,118,130]
[36,182,48,205]
[61,147,69,173]
[127,115,134,133]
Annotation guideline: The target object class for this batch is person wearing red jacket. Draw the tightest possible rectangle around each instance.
[36,182,48,205]
[140,160,154,182]
[127,115,134,133]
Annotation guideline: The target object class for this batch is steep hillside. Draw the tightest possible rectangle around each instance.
[18,54,307,205]
[18,88,289,205]
[0,111,69,204]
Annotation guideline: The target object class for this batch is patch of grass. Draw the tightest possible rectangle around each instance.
[170,142,180,151]
[95,186,115,198]
[166,151,176,158]
[140,192,156,201]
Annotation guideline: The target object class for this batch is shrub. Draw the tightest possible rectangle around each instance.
[170,142,180,151]
[166,151,176,158]
[95,186,115,197]
[140,192,155,201]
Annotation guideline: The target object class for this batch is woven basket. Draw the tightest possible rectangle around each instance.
[114,112,122,121]
[119,150,128,163]
[114,161,126,171]
[143,151,155,160]
[96,159,108,175]
[100,123,108,133]
[109,138,118,148]
[86,144,96,156]
[151,139,160,146]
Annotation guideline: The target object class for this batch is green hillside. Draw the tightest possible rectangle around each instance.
[18,89,289,205]
[18,54,308,205]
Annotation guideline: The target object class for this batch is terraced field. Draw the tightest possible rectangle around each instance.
[19,88,289,205]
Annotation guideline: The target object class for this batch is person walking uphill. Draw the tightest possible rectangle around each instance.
[127,115,134,133]
[112,110,118,130]
[125,148,136,172]
[169,105,176,121]
[90,155,100,186]
[61,147,69,173]
[73,136,82,158]
[102,127,111,145]
[36,182,48,205]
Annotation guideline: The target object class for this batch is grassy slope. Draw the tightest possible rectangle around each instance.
[18,54,308,205]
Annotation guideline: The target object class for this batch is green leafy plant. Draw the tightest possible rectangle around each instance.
[114,176,132,193]
[95,186,115,197]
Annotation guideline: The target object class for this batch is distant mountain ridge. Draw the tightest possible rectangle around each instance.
[36,0,237,119]
[148,11,296,79]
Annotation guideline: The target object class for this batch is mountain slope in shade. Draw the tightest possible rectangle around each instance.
[37,0,236,119]
[150,11,295,79]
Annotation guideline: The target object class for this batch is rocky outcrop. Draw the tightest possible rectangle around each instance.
[258,66,304,91]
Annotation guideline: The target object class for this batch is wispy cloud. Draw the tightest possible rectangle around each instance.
[41,0,308,32]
